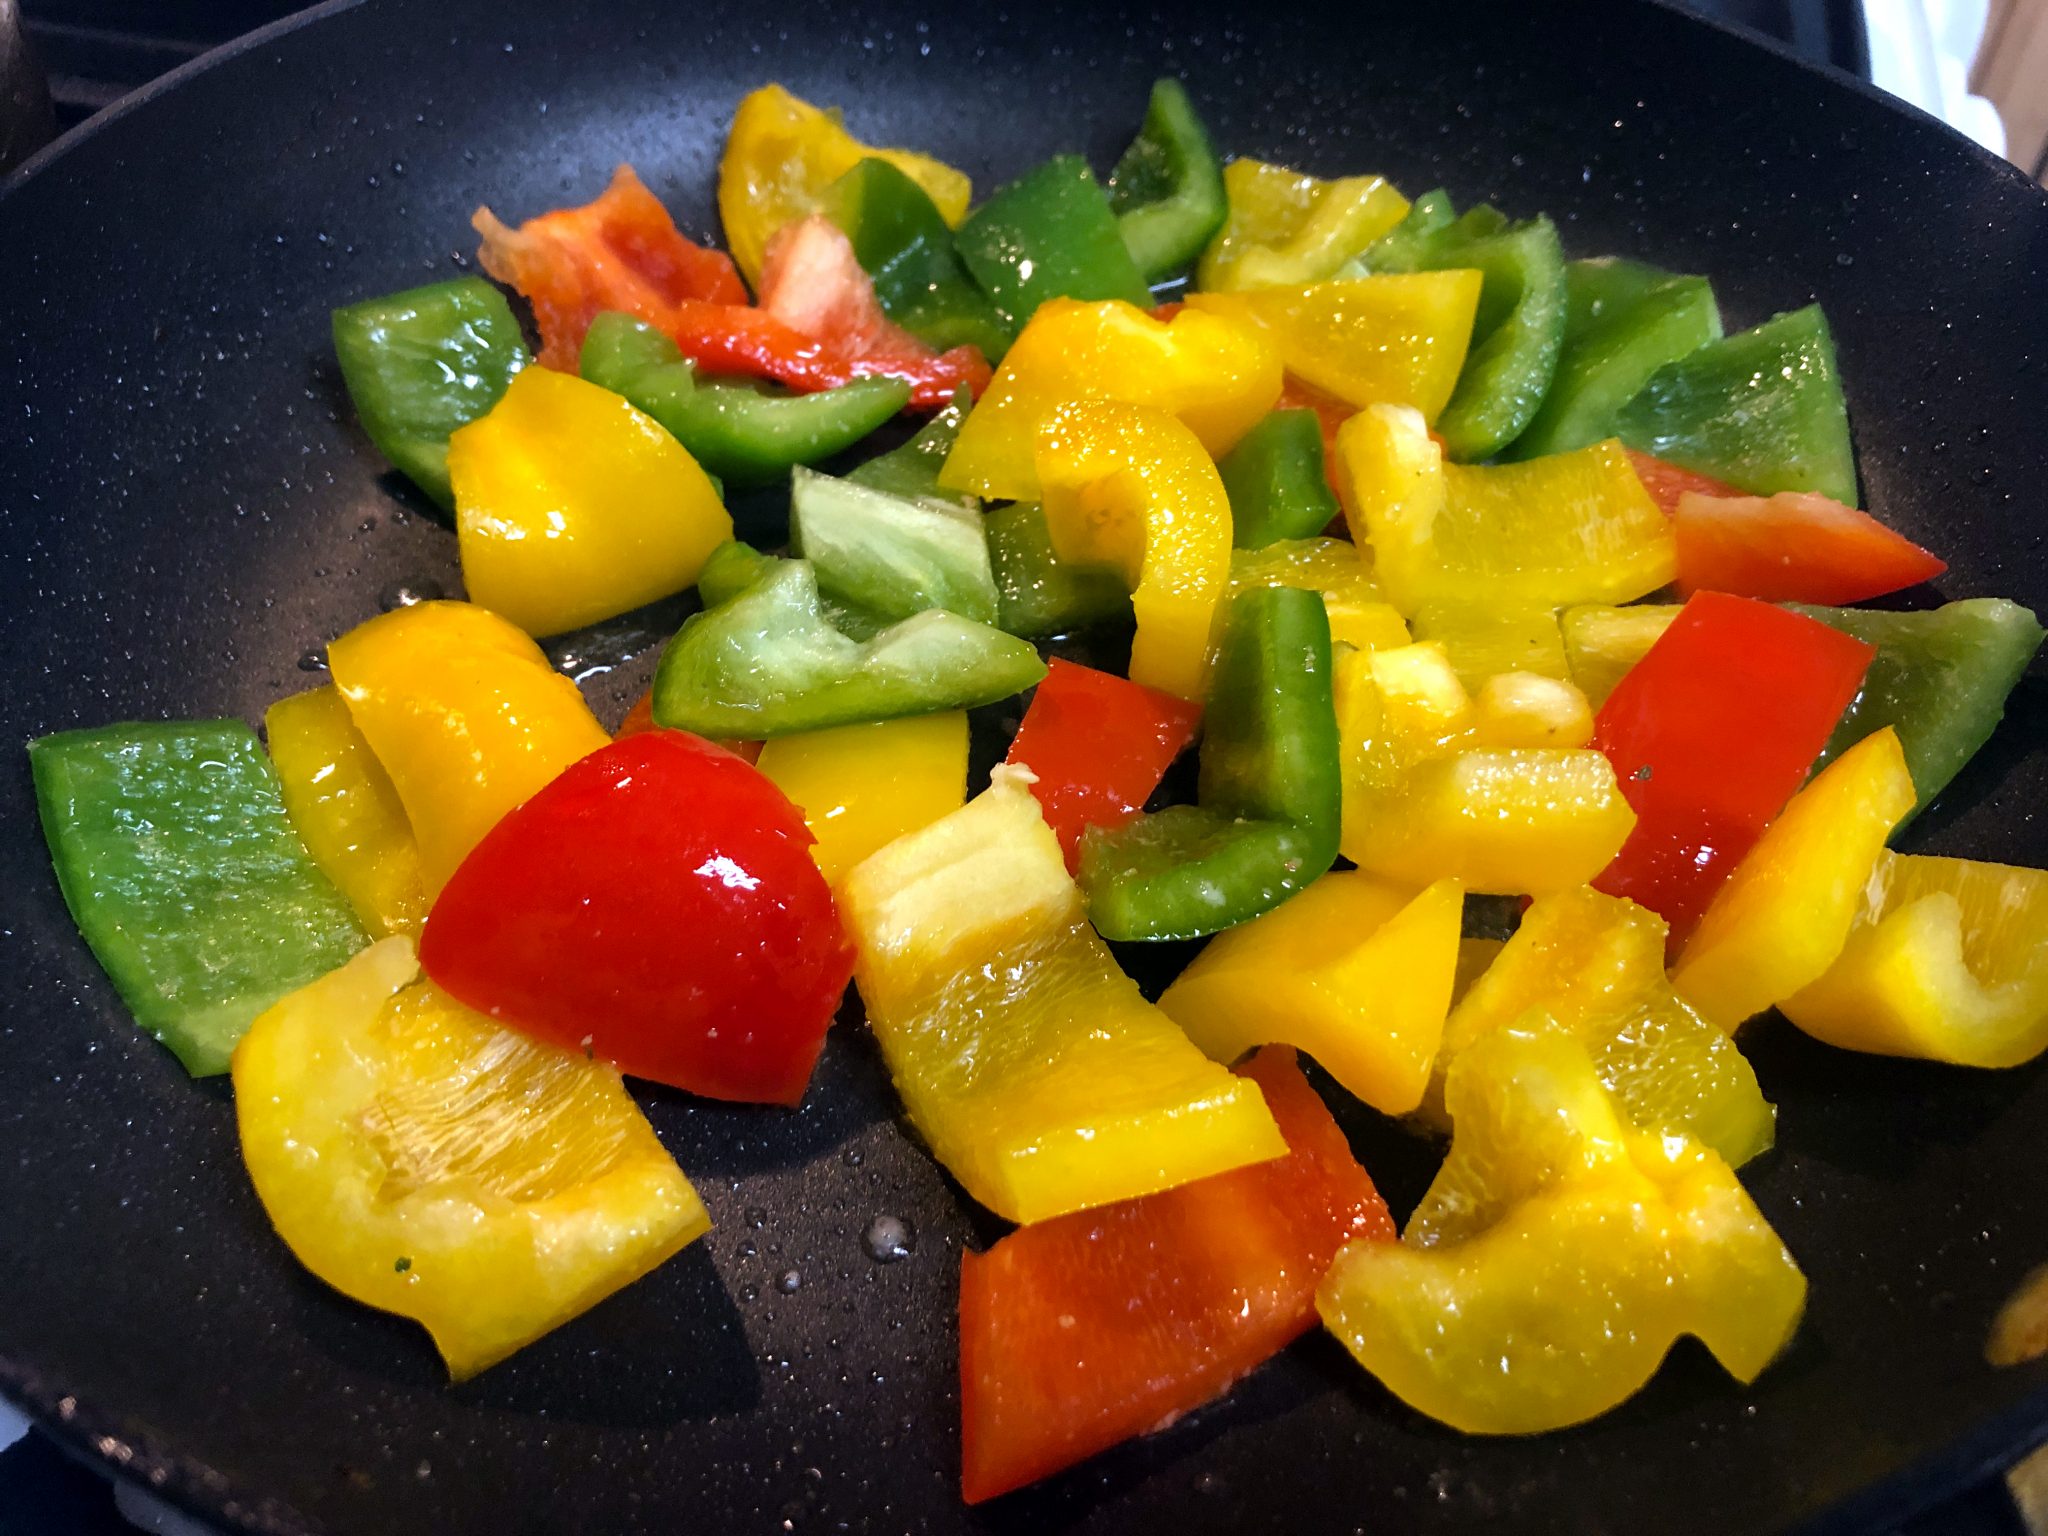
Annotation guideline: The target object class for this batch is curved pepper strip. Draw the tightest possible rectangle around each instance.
[838,767,1287,1224]
[1104,78,1229,283]
[1196,159,1410,292]
[1318,1023,1806,1435]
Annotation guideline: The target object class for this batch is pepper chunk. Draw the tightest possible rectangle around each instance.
[1560,601,1684,707]
[1673,490,1947,604]
[788,465,998,626]
[326,601,611,894]
[31,721,368,1076]
[1317,1023,1805,1434]
[985,501,1135,639]
[822,158,1012,361]
[1004,658,1203,870]
[1217,408,1344,549]
[1033,399,1236,699]
[839,768,1287,1224]
[1160,873,1463,1114]
[233,938,710,1379]
[1195,158,1409,292]
[756,712,970,888]
[447,367,733,638]
[959,1047,1392,1503]
[955,156,1153,331]
[1105,78,1229,283]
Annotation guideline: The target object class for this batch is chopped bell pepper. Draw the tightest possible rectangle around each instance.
[31,721,368,1077]
[1004,657,1203,870]
[1106,78,1229,283]
[1217,408,1342,549]
[718,82,971,290]
[1350,187,1458,272]
[331,276,528,509]
[265,686,428,938]
[788,466,999,626]
[756,712,970,887]
[472,164,747,369]
[1034,399,1236,699]
[1627,447,1741,514]
[1081,586,1342,940]
[1506,259,1722,461]
[1195,158,1409,292]
[956,156,1153,332]
[1468,672,1596,749]
[696,537,783,609]
[1319,1023,1805,1434]
[1225,537,1409,656]
[1411,601,1571,689]
[848,385,975,505]
[959,1047,1391,1503]
[1673,490,1947,604]
[1160,873,1463,1114]
[233,938,710,1379]
[984,502,1134,638]
[1560,601,1683,707]
[822,158,1013,361]
[326,601,611,894]
[1334,405,1675,616]
[1592,592,1874,942]
[1781,852,2048,1068]
[650,557,1045,738]
[577,311,910,488]
[1435,884,1774,1166]
[1186,272,1482,419]
[1614,304,1858,507]
[1673,729,1916,1030]
[839,767,1288,1223]
[937,297,1281,504]
[446,366,733,638]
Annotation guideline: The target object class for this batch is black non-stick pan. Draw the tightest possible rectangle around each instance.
[3,1,2047,1531]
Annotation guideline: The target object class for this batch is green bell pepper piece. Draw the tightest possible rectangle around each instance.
[31,721,369,1076]
[651,558,1045,738]
[1337,188,1458,277]
[1106,77,1228,284]
[985,501,1134,638]
[789,467,999,626]
[578,312,909,488]
[956,155,1153,334]
[698,539,783,608]
[1791,598,2045,821]
[1218,409,1341,549]
[331,276,528,510]
[848,387,977,507]
[1080,586,1341,940]
[1505,259,1723,460]
[822,159,1014,363]
[1614,304,1857,506]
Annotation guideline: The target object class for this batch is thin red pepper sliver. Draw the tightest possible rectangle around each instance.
[1625,448,1743,516]
[1672,489,1948,604]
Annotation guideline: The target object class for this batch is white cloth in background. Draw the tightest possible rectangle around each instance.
[1864,0,2009,154]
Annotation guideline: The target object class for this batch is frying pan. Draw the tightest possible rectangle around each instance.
[3,1,2046,1530]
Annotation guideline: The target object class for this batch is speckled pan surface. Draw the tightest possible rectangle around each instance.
[2,0,2046,1531]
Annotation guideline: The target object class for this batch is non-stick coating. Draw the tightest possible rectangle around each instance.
[2,1,2046,1531]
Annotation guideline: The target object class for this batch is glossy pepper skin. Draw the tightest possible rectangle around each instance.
[1104,78,1229,283]
[447,367,733,638]
[1591,592,1874,943]
[1081,586,1342,941]
[1196,159,1410,292]
[985,502,1135,638]
[326,601,611,894]
[30,721,368,1076]
[955,156,1153,332]
[1672,490,1947,604]
[578,312,911,488]
[838,768,1288,1224]
[1217,408,1343,549]
[1225,537,1409,657]
[1318,1023,1805,1435]
[233,938,710,1380]
[958,1048,1392,1504]
[331,276,528,509]
[422,731,854,1105]
[755,712,970,887]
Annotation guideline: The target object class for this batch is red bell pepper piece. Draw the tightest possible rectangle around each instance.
[1004,657,1203,870]
[419,731,852,1105]
[1673,490,1947,604]
[1592,591,1874,943]
[958,1046,1392,1504]
[1626,448,1741,515]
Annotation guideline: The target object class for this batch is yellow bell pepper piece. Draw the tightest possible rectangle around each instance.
[1411,601,1571,689]
[754,712,969,888]
[1436,885,1775,1167]
[838,767,1287,1224]
[1468,673,1595,750]
[1225,537,1411,656]
[1033,399,1234,700]
[447,367,732,639]
[936,298,1281,503]
[718,82,972,288]
[327,601,610,894]
[1334,405,1676,617]
[1780,851,2048,1068]
[1186,272,1482,418]
[1159,872,1463,1114]
[1674,729,1917,1030]
[232,938,710,1379]
[1319,1024,1806,1434]
[1560,602,1682,707]
[264,686,428,937]
[1196,158,1412,292]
